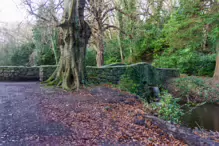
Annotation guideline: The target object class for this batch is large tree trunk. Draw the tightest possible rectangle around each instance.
[46,0,91,90]
[213,40,219,81]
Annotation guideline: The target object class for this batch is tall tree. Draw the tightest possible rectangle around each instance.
[28,0,59,65]
[163,0,219,80]
[115,0,138,62]
[24,0,91,89]
[210,0,219,80]
[47,0,91,90]
[86,0,121,67]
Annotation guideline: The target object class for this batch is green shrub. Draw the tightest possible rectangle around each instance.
[86,49,96,66]
[153,48,216,76]
[85,45,121,66]
[11,42,35,66]
[37,47,56,65]
[152,92,184,124]
[168,76,219,103]
[104,38,121,65]
[118,74,139,94]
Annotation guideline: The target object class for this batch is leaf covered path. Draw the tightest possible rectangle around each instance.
[0,82,185,145]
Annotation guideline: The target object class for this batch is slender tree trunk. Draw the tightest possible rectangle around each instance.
[46,0,91,90]
[88,0,105,67]
[213,40,219,81]
[202,25,209,53]
[96,29,105,67]
[117,35,125,63]
[117,11,125,63]
[50,29,59,65]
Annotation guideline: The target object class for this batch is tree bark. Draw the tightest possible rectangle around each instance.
[117,10,125,63]
[46,0,91,90]
[117,35,125,63]
[50,28,59,65]
[96,29,105,67]
[213,40,219,81]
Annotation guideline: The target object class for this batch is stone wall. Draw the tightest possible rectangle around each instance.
[0,63,179,99]
[86,63,179,86]
[86,63,179,97]
[0,66,39,81]
[39,65,57,81]
[0,63,180,90]
[156,68,180,84]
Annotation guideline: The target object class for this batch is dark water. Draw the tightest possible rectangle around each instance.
[182,104,219,131]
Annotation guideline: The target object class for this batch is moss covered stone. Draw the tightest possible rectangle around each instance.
[0,66,39,81]
[86,62,179,86]
[0,63,179,97]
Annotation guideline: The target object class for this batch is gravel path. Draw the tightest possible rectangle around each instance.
[0,82,71,146]
[0,82,185,146]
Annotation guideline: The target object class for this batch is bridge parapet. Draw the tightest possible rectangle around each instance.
[0,64,180,90]
[0,64,180,98]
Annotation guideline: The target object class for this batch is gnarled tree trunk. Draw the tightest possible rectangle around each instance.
[46,0,91,90]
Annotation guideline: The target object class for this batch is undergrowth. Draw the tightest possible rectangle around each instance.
[151,92,184,124]
[168,76,219,103]
[117,74,140,94]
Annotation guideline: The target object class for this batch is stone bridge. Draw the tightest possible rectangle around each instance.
[0,63,179,91]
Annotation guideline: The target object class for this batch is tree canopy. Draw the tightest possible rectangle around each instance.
[0,0,219,86]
